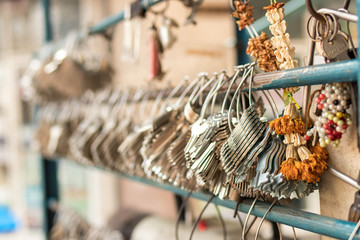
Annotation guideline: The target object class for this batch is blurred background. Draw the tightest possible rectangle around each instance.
[0,0,358,239]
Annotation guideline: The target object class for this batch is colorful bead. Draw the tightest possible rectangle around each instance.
[308,83,352,147]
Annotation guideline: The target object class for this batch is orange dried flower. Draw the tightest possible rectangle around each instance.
[279,144,328,183]
[309,144,329,160]
[269,115,305,135]
[300,154,327,183]
[279,158,302,181]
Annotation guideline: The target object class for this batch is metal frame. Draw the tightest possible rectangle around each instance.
[40,0,360,239]
[41,1,59,239]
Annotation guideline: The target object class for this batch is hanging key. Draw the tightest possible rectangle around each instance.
[321,30,350,62]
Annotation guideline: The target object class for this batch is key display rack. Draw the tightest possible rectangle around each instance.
[39,0,360,239]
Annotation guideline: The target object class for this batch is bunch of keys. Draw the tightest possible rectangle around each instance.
[310,11,357,62]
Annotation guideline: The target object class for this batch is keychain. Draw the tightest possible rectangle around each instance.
[159,16,179,49]
[121,4,142,63]
[148,20,165,81]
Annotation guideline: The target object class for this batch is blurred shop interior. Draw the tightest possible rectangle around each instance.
[0,0,359,240]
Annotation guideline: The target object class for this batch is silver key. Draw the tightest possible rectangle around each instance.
[321,31,350,62]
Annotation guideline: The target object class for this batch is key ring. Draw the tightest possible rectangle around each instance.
[306,13,329,42]
[324,13,339,42]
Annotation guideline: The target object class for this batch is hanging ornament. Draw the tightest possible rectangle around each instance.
[121,4,142,63]
[305,83,352,148]
[159,16,179,49]
[148,23,165,81]
[246,32,279,72]
[231,1,278,72]
[231,0,254,30]
[269,103,329,183]
[265,1,298,70]
[265,1,300,104]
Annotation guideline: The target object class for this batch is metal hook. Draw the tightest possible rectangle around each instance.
[199,73,229,119]
[306,0,325,22]
[229,0,236,11]
[254,200,277,240]
[241,195,259,240]
[189,195,215,240]
[145,0,170,16]
[349,219,360,240]
[343,0,351,10]
[215,204,227,240]
[160,77,188,112]
[150,83,171,117]
[175,192,192,240]
[221,66,244,114]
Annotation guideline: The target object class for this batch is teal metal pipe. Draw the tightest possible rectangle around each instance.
[112,170,359,240]
[41,1,59,239]
[42,0,52,42]
[90,0,304,34]
[247,60,359,91]
[357,0,360,148]
[89,0,164,34]
[252,0,306,32]
[72,162,359,240]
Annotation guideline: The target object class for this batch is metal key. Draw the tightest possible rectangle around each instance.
[321,31,350,62]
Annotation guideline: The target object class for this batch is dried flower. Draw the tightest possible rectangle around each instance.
[232,0,254,30]
[246,32,279,72]
[269,115,305,135]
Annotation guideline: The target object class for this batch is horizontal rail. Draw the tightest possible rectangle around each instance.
[89,0,164,34]
[247,59,359,90]
[90,0,306,36]
[119,60,360,100]
[116,172,359,240]
[59,159,360,240]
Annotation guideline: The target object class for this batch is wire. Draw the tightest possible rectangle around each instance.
[348,219,360,240]
[347,21,357,58]
[276,222,283,240]
[236,213,244,230]
[343,0,351,10]
[189,195,215,240]
[215,204,227,240]
[241,215,258,237]
[175,192,192,240]
[292,226,297,240]
[254,200,277,240]
[242,196,259,240]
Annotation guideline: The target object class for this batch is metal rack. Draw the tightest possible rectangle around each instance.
[40,0,360,239]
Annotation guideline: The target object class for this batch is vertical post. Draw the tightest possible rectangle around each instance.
[41,158,58,238]
[235,28,250,65]
[357,0,360,150]
[41,0,59,239]
[43,0,52,42]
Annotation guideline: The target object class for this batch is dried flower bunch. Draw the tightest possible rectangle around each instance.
[269,103,328,183]
[231,0,254,30]
[246,32,279,72]
[265,2,298,70]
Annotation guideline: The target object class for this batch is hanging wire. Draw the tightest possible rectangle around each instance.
[242,195,259,240]
[348,219,360,240]
[189,195,215,240]
[175,192,192,240]
[215,205,227,240]
[254,200,277,240]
